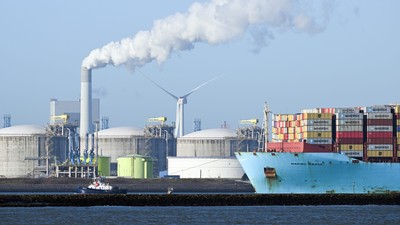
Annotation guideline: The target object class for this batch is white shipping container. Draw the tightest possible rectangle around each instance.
[337,113,363,120]
[367,126,393,132]
[335,108,360,114]
[337,120,363,126]
[302,126,332,132]
[336,125,363,132]
[305,138,332,144]
[342,151,363,157]
[367,144,393,150]
[366,106,391,113]
[366,113,393,119]
[301,108,319,113]
[301,119,332,126]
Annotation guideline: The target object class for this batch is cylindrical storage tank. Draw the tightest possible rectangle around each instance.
[177,128,244,157]
[144,160,153,178]
[0,125,46,177]
[117,155,153,178]
[96,156,110,176]
[134,157,144,178]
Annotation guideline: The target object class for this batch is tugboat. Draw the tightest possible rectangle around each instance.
[76,177,127,194]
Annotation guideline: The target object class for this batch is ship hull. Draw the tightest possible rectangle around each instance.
[76,187,127,194]
[235,152,400,194]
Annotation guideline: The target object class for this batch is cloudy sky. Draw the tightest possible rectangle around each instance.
[0,0,399,134]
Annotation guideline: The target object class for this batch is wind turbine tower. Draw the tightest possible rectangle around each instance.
[141,73,218,138]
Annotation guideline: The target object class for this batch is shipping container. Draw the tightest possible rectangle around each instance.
[336,113,363,120]
[300,119,332,126]
[366,106,391,113]
[395,105,400,114]
[342,150,363,158]
[339,144,363,151]
[320,108,335,114]
[335,108,360,114]
[335,138,364,144]
[337,120,363,126]
[367,126,393,132]
[302,126,332,132]
[304,138,332,144]
[367,132,393,138]
[367,113,393,119]
[336,125,363,132]
[302,131,332,138]
[301,108,319,113]
[367,150,393,157]
[302,113,333,120]
[367,144,393,151]
[336,131,363,139]
[366,119,393,126]
[366,138,393,144]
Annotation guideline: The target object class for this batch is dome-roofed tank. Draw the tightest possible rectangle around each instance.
[177,128,242,157]
[0,125,47,177]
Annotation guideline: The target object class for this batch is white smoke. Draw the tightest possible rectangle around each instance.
[82,0,332,70]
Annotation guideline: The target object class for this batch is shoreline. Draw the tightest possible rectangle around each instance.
[1,193,400,207]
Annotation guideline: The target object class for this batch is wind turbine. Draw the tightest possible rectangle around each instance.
[139,71,218,138]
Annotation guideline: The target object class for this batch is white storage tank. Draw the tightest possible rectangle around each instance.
[177,128,241,157]
[0,125,46,177]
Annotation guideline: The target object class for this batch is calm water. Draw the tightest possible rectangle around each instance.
[1,205,399,225]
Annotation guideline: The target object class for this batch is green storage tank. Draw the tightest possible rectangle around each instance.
[117,155,153,178]
[96,156,111,177]
[79,156,110,176]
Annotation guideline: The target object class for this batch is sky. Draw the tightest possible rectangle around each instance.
[0,0,399,134]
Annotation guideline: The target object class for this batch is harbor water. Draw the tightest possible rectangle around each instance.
[2,205,400,225]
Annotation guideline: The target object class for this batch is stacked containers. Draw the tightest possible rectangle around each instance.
[365,106,393,158]
[300,111,333,147]
[335,108,364,158]
[396,105,400,157]
[272,114,299,142]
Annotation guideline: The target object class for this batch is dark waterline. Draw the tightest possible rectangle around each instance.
[1,205,400,225]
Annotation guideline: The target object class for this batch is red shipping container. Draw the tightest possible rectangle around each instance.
[367,119,393,126]
[336,138,364,144]
[367,132,393,138]
[336,131,363,138]
[366,138,393,144]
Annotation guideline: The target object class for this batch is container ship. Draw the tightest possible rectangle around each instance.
[235,104,400,194]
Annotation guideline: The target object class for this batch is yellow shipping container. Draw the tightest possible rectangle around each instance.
[397,132,400,138]
[302,113,333,120]
[302,131,332,138]
[288,127,295,134]
[367,150,393,157]
[396,120,400,126]
[395,105,400,114]
[288,114,295,121]
[287,133,295,140]
[339,144,363,151]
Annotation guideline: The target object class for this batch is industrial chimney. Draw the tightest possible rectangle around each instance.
[80,67,92,138]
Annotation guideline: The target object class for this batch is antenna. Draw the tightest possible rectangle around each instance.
[138,69,219,138]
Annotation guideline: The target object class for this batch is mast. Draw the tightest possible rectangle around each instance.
[263,102,271,151]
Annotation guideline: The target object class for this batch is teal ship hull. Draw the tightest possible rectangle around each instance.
[235,152,400,194]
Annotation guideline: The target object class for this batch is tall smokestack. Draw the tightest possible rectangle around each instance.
[80,67,92,137]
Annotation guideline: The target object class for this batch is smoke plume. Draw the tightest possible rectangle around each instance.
[82,0,332,70]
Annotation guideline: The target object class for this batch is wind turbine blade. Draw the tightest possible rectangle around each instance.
[137,69,179,100]
[182,75,221,98]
